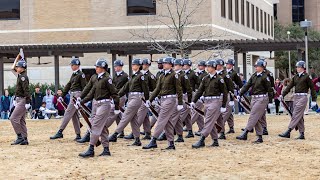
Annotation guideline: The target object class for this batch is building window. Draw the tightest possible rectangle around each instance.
[264,12,267,34]
[235,0,239,23]
[260,10,263,33]
[0,0,20,20]
[246,1,250,28]
[268,14,270,35]
[292,0,304,22]
[127,0,156,16]
[221,0,226,18]
[274,4,278,20]
[228,0,233,20]
[241,0,245,25]
[256,7,259,31]
[251,4,255,30]
[271,16,274,37]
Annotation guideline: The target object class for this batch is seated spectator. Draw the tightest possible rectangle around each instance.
[1,89,11,120]
[37,102,57,120]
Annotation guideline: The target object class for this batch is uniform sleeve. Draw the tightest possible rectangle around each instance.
[240,76,253,96]
[141,75,150,100]
[219,78,228,108]
[175,74,183,105]
[80,73,87,90]
[22,77,31,104]
[118,74,129,92]
[263,76,274,103]
[107,79,120,111]
[194,73,200,90]
[282,77,295,97]
[192,78,205,103]
[81,76,93,99]
[149,76,162,102]
[307,76,317,101]
[185,77,193,103]
[118,81,130,98]
[149,74,157,92]
[234,73,243,89]
[225,76,234,93]
[63,77,72,97]
[82,86,95,104]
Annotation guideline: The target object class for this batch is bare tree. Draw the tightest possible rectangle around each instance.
[129,0,229,59]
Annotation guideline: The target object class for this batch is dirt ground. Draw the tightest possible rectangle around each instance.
[0,114,320,180]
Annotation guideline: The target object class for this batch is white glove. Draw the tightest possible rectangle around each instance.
[25,104,31,110]
[13,101,16,107]
[145,100,151,108]
[278,95,283,101]
[110,100,115,108]
[311,101,317,108]
[220,107,226,113]
[316,82,320,87]
[155,97,159,102]
[229,101,235,106]
[236,95,241,102]
[58,97,63,102]
[200,96,204,101]
[177,105,184,111]
[77,97,81,102]
[268,103,274,109]
[190,102,195,109]
[74,103,79,109]
[114,110,121,115]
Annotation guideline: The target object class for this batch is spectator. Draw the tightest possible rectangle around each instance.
[1,89,11,120]
[37,102,57,119]
[43,89,55,110]
[31,85,44,119]
[310,67,318,79]
[274,78,283,115]
[53,89,65,118]
[282,78,294,113]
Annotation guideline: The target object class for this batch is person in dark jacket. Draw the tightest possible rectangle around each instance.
[31,86,44,119]
[1,89,11,119]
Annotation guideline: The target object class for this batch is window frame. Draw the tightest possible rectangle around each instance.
[0,0,20,20]
[126,0,157,16]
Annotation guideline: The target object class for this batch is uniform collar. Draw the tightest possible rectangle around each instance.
[209,72,217,79]
[133,70,140,76]
[298,72,304,77]
[141,70,149,75]
[197,70,204,74]
[256,72,263,76]
[73,69,80,74]
[217,69,224,74]
[116,71,123,76]
[226,68,233,73]
[98,72,105,79]
[165,69,172,75]
[184,69,191,74]
[175,69,182,74]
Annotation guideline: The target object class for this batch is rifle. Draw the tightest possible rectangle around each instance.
[185,102,222,133]
[71,98,101,146]
[60,99,83,128]
[229,91,251,113]
[141,98,159,120]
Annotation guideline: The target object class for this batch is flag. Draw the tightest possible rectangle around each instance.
[19,48,25,61]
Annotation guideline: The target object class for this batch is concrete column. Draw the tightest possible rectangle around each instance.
[54,55,60,93]
[242,53,247,80]
[112,53,116,77]
[128,55,133,76]
[0,57,4,96]
[234,51,239,73]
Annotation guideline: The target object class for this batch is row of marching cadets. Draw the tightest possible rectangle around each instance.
[9,52,312,157]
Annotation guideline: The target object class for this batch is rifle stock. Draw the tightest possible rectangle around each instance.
[141,98,159,118]
[60,99,83,128]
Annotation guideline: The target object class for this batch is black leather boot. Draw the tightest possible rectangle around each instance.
[79,145,94,158]
[295,132,305,140]
[236,129,248,140]
[194,131,201,136]
[131,137,142,146]
[20,137,29,145]
[185,130,194,138]
[226,127,235,134]
[158,132,167,141]
[50,129,63,139]
[124,132,134,140]
[117,131,125,138]
[192,135,205,148]
[279,128,291,138]
[142,137,157,149]
[99,147,111,156]
[241,128,253,133]
[253,135,263,144]
[218,132,226,140]
[142,132,151,140]
[140,131,146,135]
[164,141,175,150]
[77,131,90,143]
[210,139,219,147]
[74,134,81,141]
[175,135,184,142]
[108,132,119,142]
[263,127,269,135]
[11,134,24,145]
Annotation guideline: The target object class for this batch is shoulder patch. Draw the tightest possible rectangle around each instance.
[108,79,113,84]
[220,79,224,83]
[184,75,188,79]
[82,74,85,78]
[21,77,25,81]
[141,76,145,81]
[175,74,179,79]
[151,75,155,79]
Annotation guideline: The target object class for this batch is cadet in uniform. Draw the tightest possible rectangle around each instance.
[78,59,119,157]
[183,59,200,138]
[108,58,149,146]
[143,57,183,150]
[191,60,227,148]
[192,60,207,136]
[221,59,243,136]
[279,61,317,140]
[215,59,234,140]
[10,58,31,145]
[173,59,193,142]
[50,58,87,140]
[236,59,273,143]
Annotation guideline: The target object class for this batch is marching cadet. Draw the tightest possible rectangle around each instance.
[190,60,227,148]
[108,58,149,146]
[192,60,207,136]
[10,57,31,145]
[279,61,317,140]
[215,59,235,140]
[260,59,275,135]
[182,59,200,138]
[236,59,273,143]
[78,59,119,157]
[143,57,183,150]
[222,59,243,135]
[50,58,87,140]
[173,59,193,142]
